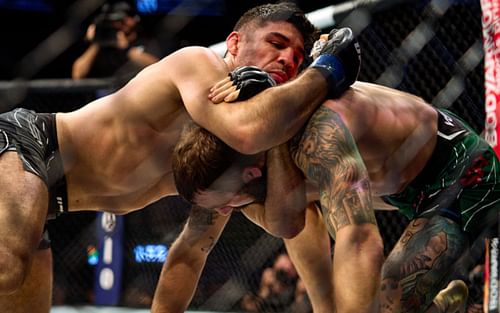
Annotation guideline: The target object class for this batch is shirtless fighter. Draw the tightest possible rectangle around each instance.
[0,3,362,312]
[167,69,498,312]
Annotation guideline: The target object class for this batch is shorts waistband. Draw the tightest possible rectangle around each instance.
[41,113,69,218]
[410,110,469,188]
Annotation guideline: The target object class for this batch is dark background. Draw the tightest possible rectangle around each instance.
[0,0,337,80]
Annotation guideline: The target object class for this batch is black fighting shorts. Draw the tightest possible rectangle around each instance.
[0,108,69,248]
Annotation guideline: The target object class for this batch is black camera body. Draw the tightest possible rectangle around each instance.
[93,12,123,47]
[93,2,134,47]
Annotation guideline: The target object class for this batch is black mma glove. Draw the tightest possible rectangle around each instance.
[309,27,361,98]
[229,66,277,101]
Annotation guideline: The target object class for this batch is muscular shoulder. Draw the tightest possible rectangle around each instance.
[156,46,230,121]
[351,81,430,107]
[164,46,226,73]
[320,82,378,136]
[156,46,228,96]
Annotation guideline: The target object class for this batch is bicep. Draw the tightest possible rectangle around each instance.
[168,48,230,129]
[167,48,272,153]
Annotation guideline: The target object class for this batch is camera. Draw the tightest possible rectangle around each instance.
[93,2,134,47]
[275,269,296,285]
[94,15,120,47]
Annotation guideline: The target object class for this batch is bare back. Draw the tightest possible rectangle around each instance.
[324,81,438,195]
[56,46,230,213]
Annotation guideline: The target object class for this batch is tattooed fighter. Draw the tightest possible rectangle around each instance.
[160,66,498,312]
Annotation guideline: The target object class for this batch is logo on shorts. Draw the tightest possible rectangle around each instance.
[441,112,455,127]
[459,155,488,187]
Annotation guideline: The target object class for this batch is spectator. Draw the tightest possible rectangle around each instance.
[466,264,484,313]
[72,1,160,80]
[122,274,155,307]
[241,253,303,313]
[290,278,312,313]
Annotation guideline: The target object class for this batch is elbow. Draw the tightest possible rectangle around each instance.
[280,224,305,239]
[265,217,305,239]
[266,226,302,239]
[227,124,270,155]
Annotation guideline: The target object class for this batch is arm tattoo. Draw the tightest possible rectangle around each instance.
[201,236,216,253]
[187,205,219,231]
[186,205,219,253]
[290,105,376,238]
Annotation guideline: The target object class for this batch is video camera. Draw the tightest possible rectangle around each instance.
[93,2,135,47]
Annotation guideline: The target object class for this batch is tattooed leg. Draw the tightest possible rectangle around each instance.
[380,215,468,313]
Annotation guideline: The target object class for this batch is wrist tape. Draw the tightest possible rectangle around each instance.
[310,54,347,98]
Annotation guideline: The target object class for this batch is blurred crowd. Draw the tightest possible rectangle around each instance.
[240,253,312,313]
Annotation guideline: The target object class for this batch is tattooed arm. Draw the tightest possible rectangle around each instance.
[152,205,231,313]
[290,105,384,313]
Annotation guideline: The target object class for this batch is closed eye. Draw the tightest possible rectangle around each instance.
[271,41,286,49]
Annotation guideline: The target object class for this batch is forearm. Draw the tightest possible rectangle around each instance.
[128,47,160,67]
[152,206,229,313]
[72,44,100,79]
[284,203,334,313]
[264,144,307,238]
[333,224,383,313]
[213,69,328,154]
[151,241,207,313]
[229,27,361,153]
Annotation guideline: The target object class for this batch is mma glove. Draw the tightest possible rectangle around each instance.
[229,66,277,101]
[309,27,361,98]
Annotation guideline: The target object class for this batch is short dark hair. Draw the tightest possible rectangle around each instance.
[173,121,240,203]
[234,2,320,56]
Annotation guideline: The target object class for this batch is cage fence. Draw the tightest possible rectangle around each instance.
[0,0,488,311]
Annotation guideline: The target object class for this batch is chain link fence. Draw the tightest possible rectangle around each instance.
[0,0,486,311]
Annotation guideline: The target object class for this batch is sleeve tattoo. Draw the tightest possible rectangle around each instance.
[290,105,377,238]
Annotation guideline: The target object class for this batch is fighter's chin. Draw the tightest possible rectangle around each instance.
[270,72,287,85]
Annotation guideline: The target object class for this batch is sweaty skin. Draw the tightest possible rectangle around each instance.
[56,21,324,215]
[172,80,446,313]
[285,81,438,313]
[320,82,438,197]
[0,15,330,312]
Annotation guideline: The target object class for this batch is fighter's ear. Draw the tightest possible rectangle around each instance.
[242,166,262,183]
[226,31,240,57]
